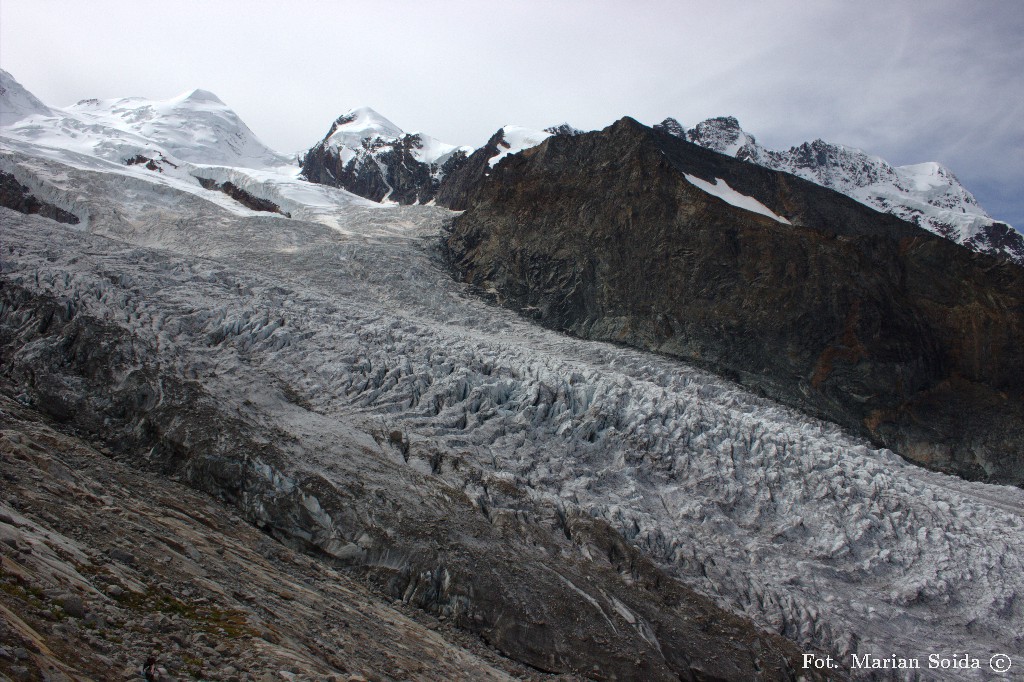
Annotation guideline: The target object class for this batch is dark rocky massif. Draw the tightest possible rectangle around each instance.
[433,129,508,210]
[444,118,1024,486]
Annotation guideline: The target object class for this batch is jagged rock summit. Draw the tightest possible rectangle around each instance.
[656,115,1024,264]
[299,106,473,204]
[300,111,587,206]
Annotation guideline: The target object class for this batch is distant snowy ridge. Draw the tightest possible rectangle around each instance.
[0,69,291,171]
[0,69,373,228]
[656,115,1024,264]
[65,87,291,167]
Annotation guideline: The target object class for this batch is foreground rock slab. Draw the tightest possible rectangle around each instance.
[0,391,532,681]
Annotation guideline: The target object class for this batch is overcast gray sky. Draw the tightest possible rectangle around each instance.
[2,0,1021,227]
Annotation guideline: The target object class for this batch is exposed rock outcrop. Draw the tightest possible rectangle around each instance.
[433,129,508,210]
[444,117,1024,485]
[436,125,580,210]
[0,170,79,224]
[195,176,291,216]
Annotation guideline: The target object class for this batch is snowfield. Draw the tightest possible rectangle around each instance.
[683,173,792,223]
[2,71,1022,680]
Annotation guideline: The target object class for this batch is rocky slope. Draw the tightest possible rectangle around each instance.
[445,117,1024,486]
[0,390,529,682]
[656,115,1024,264]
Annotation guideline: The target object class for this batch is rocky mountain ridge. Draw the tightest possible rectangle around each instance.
[300,112,586,207]
[298,101,1022,265]
[656,115,1024,264]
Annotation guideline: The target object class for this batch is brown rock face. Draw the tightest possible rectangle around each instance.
[195,176,291,216]
[444,118,1024,486]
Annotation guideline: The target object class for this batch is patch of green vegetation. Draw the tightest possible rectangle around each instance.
[181,653,206,678]
[118,585,256,639]
[0,566,46,609]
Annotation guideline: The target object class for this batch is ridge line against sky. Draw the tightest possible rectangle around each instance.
[2,0,1021,227]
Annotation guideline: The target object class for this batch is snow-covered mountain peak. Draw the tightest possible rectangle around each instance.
[654,117,686,138]
[657,113,1022,263]
[685,116,761,159]
[326,106,404,145]
[176,88,225,105]
[57,87,289,167]
[319,106,470,170]
[0,69,55,125]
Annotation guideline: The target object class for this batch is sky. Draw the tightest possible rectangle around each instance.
[2,0,1022,226]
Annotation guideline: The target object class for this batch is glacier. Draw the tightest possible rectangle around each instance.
[2,71,1023,680]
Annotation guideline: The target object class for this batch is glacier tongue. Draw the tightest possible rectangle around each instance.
[2,146,1022,679]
